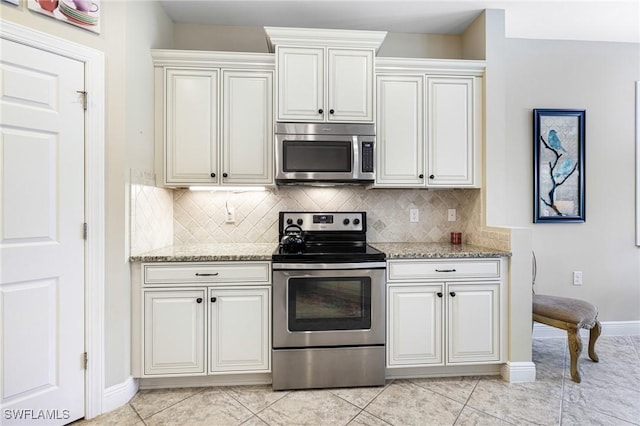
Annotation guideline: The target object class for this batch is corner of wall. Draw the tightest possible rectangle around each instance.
[482,8,508,228]
[507,227,534,364]
[461,10,486,60]
[130,169,174,256]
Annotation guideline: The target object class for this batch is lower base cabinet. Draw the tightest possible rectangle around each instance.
[144,290,206,376]
[209,288,270,373]
[133,262,271,378]
[386,258,505,368]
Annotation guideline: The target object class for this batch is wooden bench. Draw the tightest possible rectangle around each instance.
[532,294,601,383]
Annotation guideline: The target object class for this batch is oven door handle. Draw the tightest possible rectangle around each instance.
[272,262,386,270]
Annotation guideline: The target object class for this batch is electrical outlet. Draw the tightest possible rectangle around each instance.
[225,206,236,223]
[448,209,456,222]
[573,271,583,286]
[410,208,419,223]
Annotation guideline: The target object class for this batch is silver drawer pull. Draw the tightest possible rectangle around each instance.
[195,272,219,277]
[435,269,456,273]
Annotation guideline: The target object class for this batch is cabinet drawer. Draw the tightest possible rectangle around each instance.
[388,259,500,281]
[144,262,271,285]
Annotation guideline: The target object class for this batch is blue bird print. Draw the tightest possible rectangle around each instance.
[548,130,568,153]
[553,158,574,178]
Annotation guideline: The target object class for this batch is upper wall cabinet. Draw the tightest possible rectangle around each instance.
[153,50,274,188]
[265,27,386,123]
[375,58,485,188]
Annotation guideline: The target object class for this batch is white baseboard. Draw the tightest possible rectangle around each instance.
[501,362,536,383]
[533,320,640,339]
[102,376,138,415]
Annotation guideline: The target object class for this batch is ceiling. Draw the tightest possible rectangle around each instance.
[158,0,640,44]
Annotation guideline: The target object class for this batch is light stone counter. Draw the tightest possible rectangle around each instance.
[370,242,511,259]
[130,243,278,262]
[131,242,510,263]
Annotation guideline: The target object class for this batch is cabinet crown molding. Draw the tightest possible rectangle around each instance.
[376,57,486,76]
[264,26,387,52]
[151,49,275,69]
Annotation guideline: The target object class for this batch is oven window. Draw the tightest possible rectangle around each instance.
[282,141,352,172]
[288,277,371,331]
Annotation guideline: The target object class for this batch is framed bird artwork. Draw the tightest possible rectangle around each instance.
[533,109,586,223]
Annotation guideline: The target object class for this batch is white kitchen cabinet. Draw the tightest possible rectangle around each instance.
[209,287,270,373]
[386,258,505,369]
[375,59,485,188]
[426,76,480,187]
[387,284,442,366]
[153,50,274,188]
[447,283,500,364]
[143,289,206,376]
[222,70,273,185]
[276,46,324,121]
[132,261,272,379]
[376,75,424,186]
[277,46,374,122]
[165,68,219,186]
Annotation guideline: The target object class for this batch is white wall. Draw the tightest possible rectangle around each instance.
[377,32,462,58]
[503,38,640,321]
[108,0,175,388]
[173,23,464,59]
[105,0,173,388]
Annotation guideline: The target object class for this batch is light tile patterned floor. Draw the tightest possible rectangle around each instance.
[78,336,640,425]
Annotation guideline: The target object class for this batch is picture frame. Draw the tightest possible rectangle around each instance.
[533,109,586,223]
[28,0,101,34]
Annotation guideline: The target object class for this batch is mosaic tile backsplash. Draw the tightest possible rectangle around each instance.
[130,173,511,255]
[174,186,483,245]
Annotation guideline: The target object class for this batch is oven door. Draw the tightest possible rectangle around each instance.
[272,263,385,348]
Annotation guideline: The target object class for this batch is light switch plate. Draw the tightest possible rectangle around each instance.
[448,209,456,221]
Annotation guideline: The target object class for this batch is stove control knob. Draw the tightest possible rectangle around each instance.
[353,218,361,225]
[297,218,303,226]
[343,218,350,225]
[286,218,293,225]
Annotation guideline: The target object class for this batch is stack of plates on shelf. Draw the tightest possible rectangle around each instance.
[59,0,99,26]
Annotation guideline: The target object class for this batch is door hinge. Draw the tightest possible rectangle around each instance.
[83,223,88,240]
[77,90,88,110]
[83,352,88,370]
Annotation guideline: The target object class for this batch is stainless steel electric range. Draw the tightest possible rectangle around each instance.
[272,211,386,391]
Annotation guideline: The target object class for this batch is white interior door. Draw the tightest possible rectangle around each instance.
[1,38,85,425]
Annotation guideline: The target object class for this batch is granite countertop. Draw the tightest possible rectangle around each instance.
[131,242,510,263]
[130,243,278,262]
[370,242,511,259]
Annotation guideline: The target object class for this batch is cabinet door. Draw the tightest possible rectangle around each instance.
[165,69,219,185]
[209,287,270,373]
[426,76,477,187]
[328,48,374,122]
[387,284,443,367]
[222,70,274,185]
[277,46,324,121]
[447,283,500,364]
[376,75,424,186]
[144,290,206,376]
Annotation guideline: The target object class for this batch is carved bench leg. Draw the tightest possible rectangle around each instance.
[588,320,601,363]
[567,325,583,383]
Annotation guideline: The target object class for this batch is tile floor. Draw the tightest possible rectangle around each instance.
[77,336,640,425]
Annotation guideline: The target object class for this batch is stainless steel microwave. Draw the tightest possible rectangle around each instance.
[275,122,376,184]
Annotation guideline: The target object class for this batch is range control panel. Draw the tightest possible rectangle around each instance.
[281,212,365,232]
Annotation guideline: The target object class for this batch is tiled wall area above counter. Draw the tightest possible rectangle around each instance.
[130,170,510,256]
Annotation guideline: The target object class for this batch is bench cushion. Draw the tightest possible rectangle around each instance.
[533,294,598,328]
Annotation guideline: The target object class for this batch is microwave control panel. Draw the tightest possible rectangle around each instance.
[361,141,374,173]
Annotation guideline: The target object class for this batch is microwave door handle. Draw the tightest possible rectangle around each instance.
[352,136,360,179]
